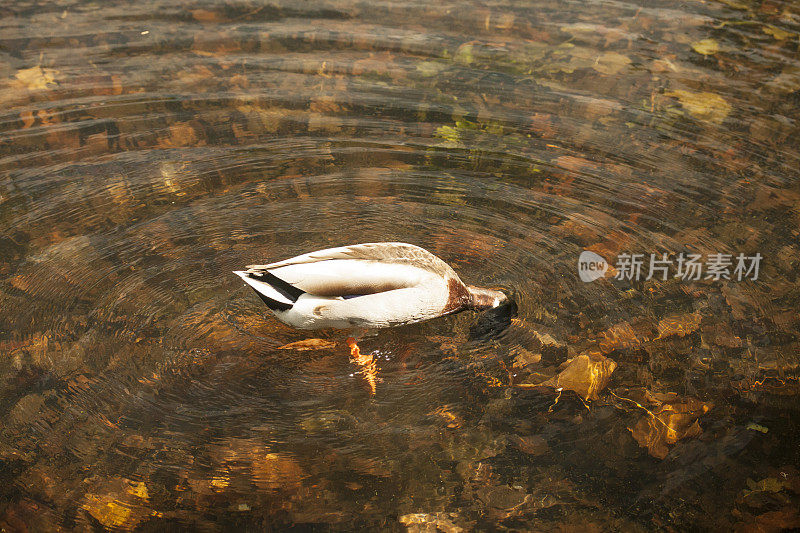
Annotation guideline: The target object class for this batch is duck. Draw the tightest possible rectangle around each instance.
[232,242,509,331]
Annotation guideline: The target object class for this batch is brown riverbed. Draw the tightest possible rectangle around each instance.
[1,0,799,530]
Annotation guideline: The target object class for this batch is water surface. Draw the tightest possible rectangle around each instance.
[1,0,799,530]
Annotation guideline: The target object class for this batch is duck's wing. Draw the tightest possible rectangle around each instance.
[245,242,461,297]
[247,242,455,276]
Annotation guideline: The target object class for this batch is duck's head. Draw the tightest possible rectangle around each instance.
[466,286,512,310]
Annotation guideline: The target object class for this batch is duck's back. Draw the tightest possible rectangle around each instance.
[247,242,463,297]
[250,242,457,276]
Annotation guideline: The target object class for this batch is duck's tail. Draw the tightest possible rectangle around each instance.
[233,270,305,311]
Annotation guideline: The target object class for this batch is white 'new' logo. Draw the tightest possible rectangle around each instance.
[578,251,608,282]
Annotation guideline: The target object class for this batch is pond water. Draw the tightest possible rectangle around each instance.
[1,0,799,530]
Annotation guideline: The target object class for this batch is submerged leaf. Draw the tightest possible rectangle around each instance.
[691,38,719,55]
[82,479,153,529]
[83,498,134,528]
[593,52,631,75]
[629,398,710,459]
[665,89,731,124]
[277,338,336,350]
[745,477,788,495]
[416,61,447,77]
[454,43,475,65]
[400,513,464,533]
[435,125,461,145]
[543,353,617,400]
[762,25,794,41]
[13,66,59,90]
[511,347,542,368]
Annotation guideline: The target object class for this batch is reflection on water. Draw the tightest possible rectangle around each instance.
[1,0,799,529]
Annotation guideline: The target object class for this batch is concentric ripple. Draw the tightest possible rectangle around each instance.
[1,0,799,529]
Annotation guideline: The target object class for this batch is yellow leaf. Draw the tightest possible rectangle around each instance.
[13,66,59,90]
[400,513,464,533]
[416,61,447,77]
[593,52,631,75]
[543,353,617,400]
[666,89,731,124]
[210,476,229,489]
[560,23,599,34]
[435,125,460,145]
[763,25,794,40]
[629,398,710,459]
[691,38,719,55]
[277,338,336,351]
[82,479,152,529]
[746,477,787,494]
[83,498,132,528]
[454,43,475,65]
[429,406,462,428]
[127,481,149,500]
[511,347,541,368]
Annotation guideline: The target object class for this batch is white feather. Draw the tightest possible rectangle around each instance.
[279,279,449,330]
